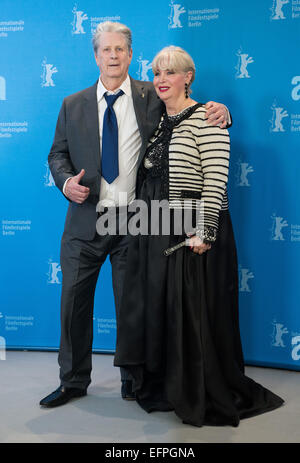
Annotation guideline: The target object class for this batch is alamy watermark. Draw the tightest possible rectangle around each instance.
[96,194,206,240]
[0,336,6,360]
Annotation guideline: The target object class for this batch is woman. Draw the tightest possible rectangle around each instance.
[114,46,283,427]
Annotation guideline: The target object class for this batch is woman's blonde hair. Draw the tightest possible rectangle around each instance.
[152,46,196,89]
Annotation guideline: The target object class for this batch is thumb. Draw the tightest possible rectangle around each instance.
[74,169,85,183]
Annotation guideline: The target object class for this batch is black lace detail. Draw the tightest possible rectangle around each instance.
[138,103,202,200]
[195,224,217,243]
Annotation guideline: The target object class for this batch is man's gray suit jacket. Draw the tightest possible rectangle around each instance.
[48,77,164,240]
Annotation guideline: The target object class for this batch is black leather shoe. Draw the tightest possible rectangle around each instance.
[39,386,87,408]
[121,380,136,401]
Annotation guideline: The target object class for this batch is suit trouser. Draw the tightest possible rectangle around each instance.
[58,219,131,389]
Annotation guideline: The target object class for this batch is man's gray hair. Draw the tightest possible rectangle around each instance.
[92,21,132,54]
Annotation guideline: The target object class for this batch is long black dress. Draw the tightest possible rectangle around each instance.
[114,106,284,427]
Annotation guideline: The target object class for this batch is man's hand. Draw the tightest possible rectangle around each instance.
[65,169,90,204]
[188,235,211,255]
[205,101,229,128]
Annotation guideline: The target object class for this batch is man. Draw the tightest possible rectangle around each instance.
[40,21,231,408]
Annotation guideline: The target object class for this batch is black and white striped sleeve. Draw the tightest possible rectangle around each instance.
[196,122,230,242]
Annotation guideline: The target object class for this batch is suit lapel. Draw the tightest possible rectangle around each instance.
[130,77,148,144]
[83,81,101,171]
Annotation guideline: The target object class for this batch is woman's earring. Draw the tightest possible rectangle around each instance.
[185,83,189,99]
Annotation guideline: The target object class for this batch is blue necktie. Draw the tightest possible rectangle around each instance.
[101,90,124,184]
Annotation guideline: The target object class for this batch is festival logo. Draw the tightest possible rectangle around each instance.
[47,259,62,284]
[71,4,88,35]
[96,318,117,335]
[44,162,55,187]
[2,219,31,236]
[271,320,289,347]
[270,0,289,20]
[239,266,254,292]
[136,54,152,81]
[235,160,254,187]
[271,320,300,361]
[235,48,254,79]
[0,76,6,100]
[168,0,186,28]
[270,213,288,241]
[41,58,58,88]
[270,101,289,132]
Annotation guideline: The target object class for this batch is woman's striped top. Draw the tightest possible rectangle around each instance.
[145,104,230,241]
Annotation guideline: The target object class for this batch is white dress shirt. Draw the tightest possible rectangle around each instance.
[97,75,142,207]
[63,75,142,207]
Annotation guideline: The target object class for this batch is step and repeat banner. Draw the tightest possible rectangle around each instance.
[0,0,299,369]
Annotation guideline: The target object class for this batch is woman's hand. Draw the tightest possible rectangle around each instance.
[188,235,211,255]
